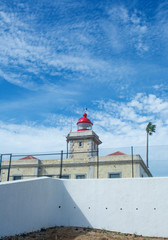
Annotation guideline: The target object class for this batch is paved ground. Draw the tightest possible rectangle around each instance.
[1,227,168,240]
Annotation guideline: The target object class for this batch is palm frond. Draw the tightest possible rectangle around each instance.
[146,122,156,133]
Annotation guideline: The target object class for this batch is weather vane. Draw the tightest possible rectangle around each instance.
[84,107,88,113]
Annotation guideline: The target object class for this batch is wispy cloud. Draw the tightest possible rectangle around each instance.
[0,93,168,153]
[92,93,168,147]
[0,121,68,153]
[0,0,168,155]
[104,6,149,54]
[0,0,167,98]
[0,1,152,93]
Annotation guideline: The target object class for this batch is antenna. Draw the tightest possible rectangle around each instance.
[70,118,72,132]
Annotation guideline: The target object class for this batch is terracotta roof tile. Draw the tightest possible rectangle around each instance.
[107,151,126,156]
[19,155,38,160]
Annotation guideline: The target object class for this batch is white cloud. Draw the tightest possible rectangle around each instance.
[92,93,168,148]
[0,122,68,154]
[153,84,163,90]
[0,7,136,91]
[0,93,168,154]
[105,6,149,54]
[0,3,147,94]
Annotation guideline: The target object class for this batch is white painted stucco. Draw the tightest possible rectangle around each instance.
[0,178,64,237]
[0,177,168,238]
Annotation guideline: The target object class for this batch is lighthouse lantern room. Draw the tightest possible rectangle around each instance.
[77,113,93,131]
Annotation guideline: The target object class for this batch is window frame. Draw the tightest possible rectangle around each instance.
[75,174,87,179]
[12,175,23,181]
[78,141,83,147]
[108,172,121,178]
[61,174,71,179]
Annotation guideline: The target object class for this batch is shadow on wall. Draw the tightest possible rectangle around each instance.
[52,179,92,229]
[0,178,92,238]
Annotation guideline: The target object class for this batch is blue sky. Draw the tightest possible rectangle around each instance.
[0,0,168,171]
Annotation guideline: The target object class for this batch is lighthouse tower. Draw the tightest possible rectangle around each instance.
[66,112,102,159]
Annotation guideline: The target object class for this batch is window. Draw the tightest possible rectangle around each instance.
[78,141,83,147]
[108,172,121,178]
[78,123,92,130]
[62,174,70,179]
[13,175,22,181]
[76,174,86,179]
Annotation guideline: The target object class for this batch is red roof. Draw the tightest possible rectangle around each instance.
[107,151,126,156]
[77,113,93,125]
[19,155,38,160]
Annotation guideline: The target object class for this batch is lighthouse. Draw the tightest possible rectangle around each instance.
[66,112,102,159]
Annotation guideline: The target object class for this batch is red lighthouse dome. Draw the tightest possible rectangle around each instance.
[77,113,93,131]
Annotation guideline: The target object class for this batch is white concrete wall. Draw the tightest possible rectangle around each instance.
[0,178,64,237]
[0,177,168,238]
[62,178,168,237]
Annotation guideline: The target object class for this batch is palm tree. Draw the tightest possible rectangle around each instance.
[146,122,156,168]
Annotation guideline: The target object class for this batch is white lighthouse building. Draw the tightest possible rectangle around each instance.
[66,112,102,159]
